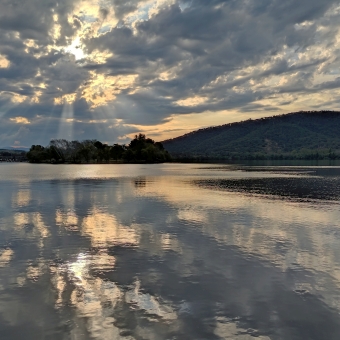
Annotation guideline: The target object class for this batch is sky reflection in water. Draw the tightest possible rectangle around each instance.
[0,163,340,339]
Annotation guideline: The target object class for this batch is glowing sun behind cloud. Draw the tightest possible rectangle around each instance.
[65,37,86,61]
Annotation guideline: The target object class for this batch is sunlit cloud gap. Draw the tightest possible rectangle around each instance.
[64,37,86,61]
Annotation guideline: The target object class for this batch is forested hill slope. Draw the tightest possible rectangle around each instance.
[162,111,340,160]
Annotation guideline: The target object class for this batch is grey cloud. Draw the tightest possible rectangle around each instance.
[1,0,340,146]
[41,57,89,94]
[110,0,149,20]
[85,0,338,105]
[0,0,79,46]
[312,77,340,91]
[109,92,176,125]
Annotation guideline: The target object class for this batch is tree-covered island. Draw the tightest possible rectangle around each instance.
[27,134,172,164]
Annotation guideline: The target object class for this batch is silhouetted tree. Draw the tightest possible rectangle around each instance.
[27,135,172,163]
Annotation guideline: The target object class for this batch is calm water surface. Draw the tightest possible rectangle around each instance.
[0,163,340,340]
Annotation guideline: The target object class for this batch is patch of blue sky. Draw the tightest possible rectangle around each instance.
[78,14,98,23]
[282,46,301,67]
[328,68,340,75]
[125,3,154,26]
[179,0,192,12]
[98,25,112,34]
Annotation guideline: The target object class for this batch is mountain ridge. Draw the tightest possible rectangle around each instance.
[162,111,340,160]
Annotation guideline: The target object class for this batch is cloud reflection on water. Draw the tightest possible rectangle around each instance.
[0,164,340,339]
[81,209,139,248]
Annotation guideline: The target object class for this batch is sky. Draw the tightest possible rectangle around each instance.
[1,0,340,147]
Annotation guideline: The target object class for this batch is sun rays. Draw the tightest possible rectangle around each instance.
[58,102,74,140]
[0,0,179,146]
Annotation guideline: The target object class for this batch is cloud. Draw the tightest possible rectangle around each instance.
[9,116,31,124]
[1,0,340,145]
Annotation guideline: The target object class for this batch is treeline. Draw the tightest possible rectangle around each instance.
[27,134,172,164]
[0,149,27,162]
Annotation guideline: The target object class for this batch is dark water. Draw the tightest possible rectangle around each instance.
[0,163,340,340]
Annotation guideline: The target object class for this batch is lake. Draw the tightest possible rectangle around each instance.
[0,162,340,340]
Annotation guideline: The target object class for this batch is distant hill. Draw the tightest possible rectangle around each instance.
[0,147,29,152]
[0,148,27,162]
[162,111,340,160]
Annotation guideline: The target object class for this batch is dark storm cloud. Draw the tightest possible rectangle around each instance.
[1,0,340,146]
